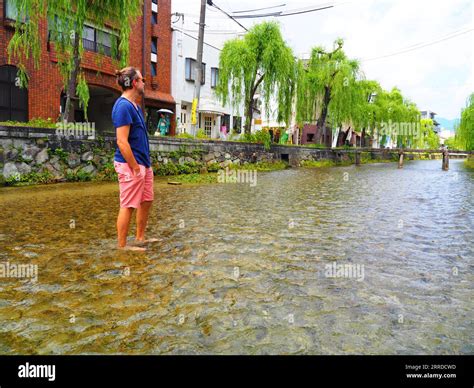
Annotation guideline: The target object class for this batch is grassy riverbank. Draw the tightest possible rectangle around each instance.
[300,151,398,168]
[0,160,289,187]
[465,156,474,169]
[167,161,288,184]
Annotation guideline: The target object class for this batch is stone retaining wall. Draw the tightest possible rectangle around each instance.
[0,125,399,185]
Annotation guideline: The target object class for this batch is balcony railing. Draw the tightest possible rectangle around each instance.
[83,38,112,57]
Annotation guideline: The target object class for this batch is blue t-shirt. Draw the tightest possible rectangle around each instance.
[112,96,151,168]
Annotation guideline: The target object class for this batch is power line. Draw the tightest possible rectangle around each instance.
[178,27,243,35]
[279,4,334,17]
[361,27,474,62]
[232,11,282,19]
[206,1,248,31]
[173,28,223,51]
[230,2,336,18]
[232,4,286,14]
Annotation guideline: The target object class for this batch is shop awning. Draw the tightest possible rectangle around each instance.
[198,98,226,116]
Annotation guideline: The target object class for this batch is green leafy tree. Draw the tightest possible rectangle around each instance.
[350,79,383,146]
[371,87,420,148]
[216,22,296,134]
[7,0,141,122]
[414,119,439,149]
[454,93,474,150]
[296,39,361,145]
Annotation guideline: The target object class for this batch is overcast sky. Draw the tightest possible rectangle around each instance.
[171,0,473,120]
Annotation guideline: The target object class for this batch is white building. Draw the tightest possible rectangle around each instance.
[171,29,247,138]
[420,109,441,133]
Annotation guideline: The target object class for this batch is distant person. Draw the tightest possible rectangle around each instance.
[220,125,227,140]
[155,113,169,136]
[112,66,157,251]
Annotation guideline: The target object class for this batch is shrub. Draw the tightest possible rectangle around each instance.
[176,162,202,174]
[154,161,179,176]
[176,133,194,139]
[196,129,210,139]
[0,118,56,128]
[64,169,93,182]
[96,161,117,181]
[207,162,221,172]
[3,171,55,186]
[48,147,69,163]
[307,143,327,149]
[238,130,271,150]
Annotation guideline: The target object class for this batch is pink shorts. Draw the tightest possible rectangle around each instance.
[114,161,154,208]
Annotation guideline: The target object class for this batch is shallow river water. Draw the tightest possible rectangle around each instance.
[0,159,472,354]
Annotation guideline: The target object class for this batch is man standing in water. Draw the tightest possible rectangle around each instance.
[112,67,157,251]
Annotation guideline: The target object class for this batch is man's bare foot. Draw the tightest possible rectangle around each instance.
[119,245,147,251]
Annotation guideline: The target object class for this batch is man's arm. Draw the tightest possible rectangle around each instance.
[116,124,141,176]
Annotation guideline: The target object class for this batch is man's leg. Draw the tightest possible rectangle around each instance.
[136,200,153,242]
[114,161,147,251]
[135,166,156,243]
[117,207,134,248]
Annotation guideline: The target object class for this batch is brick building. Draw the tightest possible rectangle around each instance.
[0,0,175,134]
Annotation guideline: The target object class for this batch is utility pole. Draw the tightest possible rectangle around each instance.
[191,0,207,136]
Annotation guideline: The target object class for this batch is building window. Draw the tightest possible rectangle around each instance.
[0,65,28,122]
[185,58,205,85]
[82,25,95,51]
[47,15,69,44]
[151,62,157,77]
[211,67,219,88]
[181,112,187,124]
[47,17,118,58]
[5,0,28,22]
[151,0,158,15]
[151,38,158,55]
[151,11,158,24]
[96,29,112,56]
[79,24,117,57]
[204,116,212,137]
[185,58,193,81]
[233,116,242,133]
[201,63,206,85]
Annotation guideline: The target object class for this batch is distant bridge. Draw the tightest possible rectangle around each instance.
[332,148,473,170]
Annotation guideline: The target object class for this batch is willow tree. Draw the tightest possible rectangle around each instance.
[454,93,474,151]
[296,39,361,145]
[415,119,439,149]
[371,87,420,148]
[350,79,383,146]
[7,0,141,122]
[216,22,296,134]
